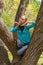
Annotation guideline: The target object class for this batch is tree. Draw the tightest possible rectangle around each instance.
[0,39,11,65]
[0,0,43,65]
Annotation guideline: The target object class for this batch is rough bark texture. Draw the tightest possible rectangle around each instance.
[0,18,19,60]
[0,39,11,65]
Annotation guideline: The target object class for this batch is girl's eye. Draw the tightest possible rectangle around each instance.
[21,18,25,20]
[22,19,24,20]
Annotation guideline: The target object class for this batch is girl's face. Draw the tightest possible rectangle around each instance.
[19,16,27,25]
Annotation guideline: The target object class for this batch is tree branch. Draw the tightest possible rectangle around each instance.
[0,39,11,65]
[15,0,29,22]
[0,18,19,59]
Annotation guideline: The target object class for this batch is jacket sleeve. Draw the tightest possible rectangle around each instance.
[27,22,36,29]
[10,26,18,32]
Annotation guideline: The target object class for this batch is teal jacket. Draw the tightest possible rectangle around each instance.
[10,22,36,45]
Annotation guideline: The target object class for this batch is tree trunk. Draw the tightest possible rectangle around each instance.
[0,39,11,65]
[0,17,19,60]
[15,0,29,22]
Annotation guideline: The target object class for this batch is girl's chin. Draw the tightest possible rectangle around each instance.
[20,24,25,26]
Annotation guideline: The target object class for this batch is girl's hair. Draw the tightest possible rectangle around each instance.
[20,15,27,22]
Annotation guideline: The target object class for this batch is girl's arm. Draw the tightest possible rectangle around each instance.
[10,22,19,32]
[10,26,18,32]
[27,21,36,29]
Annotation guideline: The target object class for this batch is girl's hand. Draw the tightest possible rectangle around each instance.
[14,22,19,26]
[27,21,32,24]
[21,21,32,26]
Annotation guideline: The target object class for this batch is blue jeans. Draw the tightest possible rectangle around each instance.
[17,39,28,55]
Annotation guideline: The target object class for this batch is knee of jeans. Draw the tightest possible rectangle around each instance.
[17,45,28,55]
[17,43,20,47]
[26,45,28,48]
[17,50,22,55]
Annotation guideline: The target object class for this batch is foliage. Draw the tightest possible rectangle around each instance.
[2,0,20,28]
[2,0,41,29]
[25,0,41,21]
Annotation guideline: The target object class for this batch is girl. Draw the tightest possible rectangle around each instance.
[10,15,36,55]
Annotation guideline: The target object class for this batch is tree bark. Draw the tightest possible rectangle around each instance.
[0,17,19,60]
[15,0,29,22]
[0,39,11,65]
